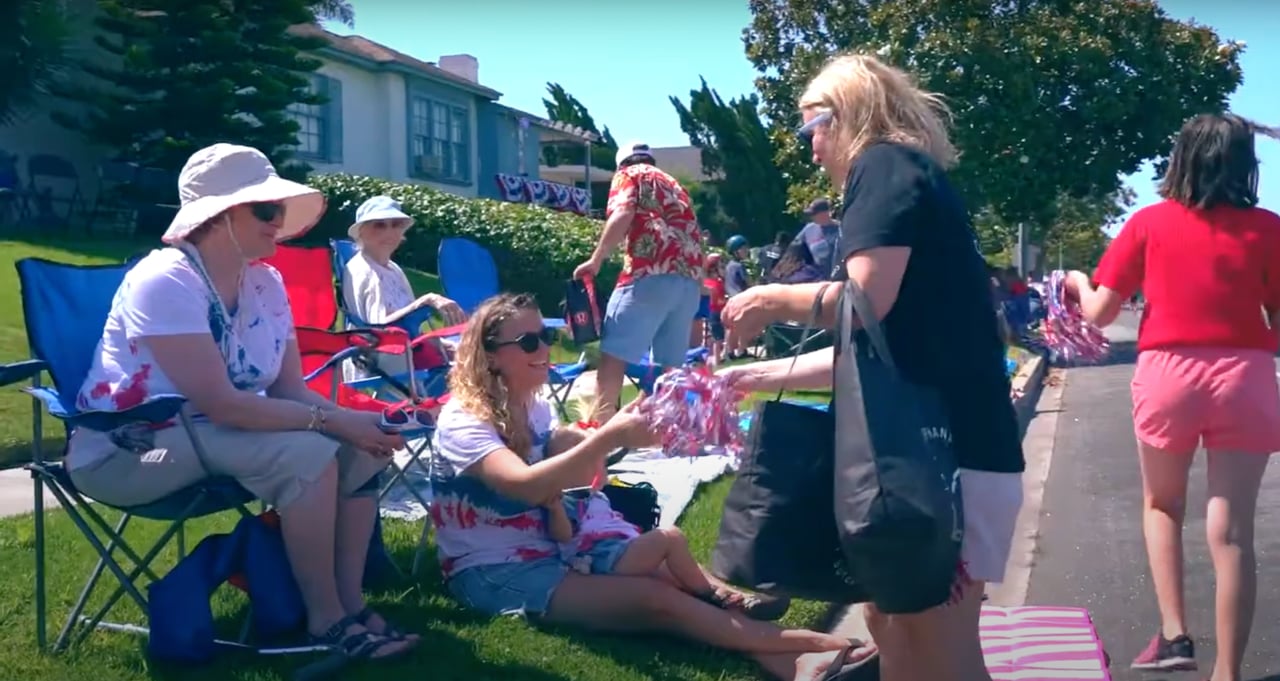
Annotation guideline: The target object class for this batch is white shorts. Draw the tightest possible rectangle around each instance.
[959,468,1023,584]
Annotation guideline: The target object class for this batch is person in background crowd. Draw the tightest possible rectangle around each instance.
[758,231,792,279]
[724,234,752,297]
[342,195,466,391]
[573,141,704,422]
[795,198,841,276]
[1066,113,1280,681]
[703,253,728,361]
[771,242,824,284]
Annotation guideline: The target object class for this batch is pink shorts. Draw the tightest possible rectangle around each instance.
[1131,347,1280,453]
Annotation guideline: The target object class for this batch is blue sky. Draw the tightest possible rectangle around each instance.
[332,1,1279,226]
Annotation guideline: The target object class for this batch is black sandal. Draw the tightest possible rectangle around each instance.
[356,606,419,642]
[310,614,410,661]
[820,639,880,681]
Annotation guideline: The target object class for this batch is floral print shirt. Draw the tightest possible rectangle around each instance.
[607,163,704,286]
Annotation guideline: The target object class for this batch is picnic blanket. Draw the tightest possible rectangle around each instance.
[981,606,1111,681]
[378,438,737,528]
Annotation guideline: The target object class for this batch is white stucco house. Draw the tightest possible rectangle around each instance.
[0,8,611,226]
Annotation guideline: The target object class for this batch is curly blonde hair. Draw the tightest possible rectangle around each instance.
[448,292,542,458]
[800,54,957,175]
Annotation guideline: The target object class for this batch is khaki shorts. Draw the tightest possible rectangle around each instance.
[68,423,388,510]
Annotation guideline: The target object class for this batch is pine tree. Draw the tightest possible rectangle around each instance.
[52,0,330,176]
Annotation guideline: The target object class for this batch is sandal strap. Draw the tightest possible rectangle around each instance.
[355,606,408,640]
[311,614,397,658]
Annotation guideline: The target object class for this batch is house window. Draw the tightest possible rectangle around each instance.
[289,73,343,163]
[410,97,470,183]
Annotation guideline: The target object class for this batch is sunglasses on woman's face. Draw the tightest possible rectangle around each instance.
[490,327,559,353]
[797,109,833,142]
[249,201,285,223]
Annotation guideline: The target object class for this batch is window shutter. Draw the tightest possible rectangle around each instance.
[325,76,344,164]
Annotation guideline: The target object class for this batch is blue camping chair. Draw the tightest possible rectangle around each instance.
[436,237,587,415]
[625,347,711,394]
[4,257,261,653]
[330,238,450,401]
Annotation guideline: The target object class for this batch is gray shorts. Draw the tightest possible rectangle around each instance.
[67,422,388,509]
[600,273,701,367]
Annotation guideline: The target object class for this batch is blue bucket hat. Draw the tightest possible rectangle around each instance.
[348,195,414,239]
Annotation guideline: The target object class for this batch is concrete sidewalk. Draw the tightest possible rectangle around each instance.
[0,467,57,518]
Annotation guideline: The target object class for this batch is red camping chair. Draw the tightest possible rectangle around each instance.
[263,244,462,401]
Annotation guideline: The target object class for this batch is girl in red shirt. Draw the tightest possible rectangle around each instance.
[1067,113,1280,679]
[703,253,728,362]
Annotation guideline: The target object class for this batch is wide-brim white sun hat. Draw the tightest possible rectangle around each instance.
[347,195,415,239]
[162,143,326,245]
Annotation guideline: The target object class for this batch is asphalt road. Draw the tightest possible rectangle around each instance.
[1026,311,1280,681]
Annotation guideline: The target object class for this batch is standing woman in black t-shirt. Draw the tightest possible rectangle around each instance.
[719,54,1024,681]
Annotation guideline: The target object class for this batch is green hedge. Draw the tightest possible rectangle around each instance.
[302,174,620,314]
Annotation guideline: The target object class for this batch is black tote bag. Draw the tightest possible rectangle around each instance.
[711,285,869,604]
[564,277,602,345]
[833,279,964,614]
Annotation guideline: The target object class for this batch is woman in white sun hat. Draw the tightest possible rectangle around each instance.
[68,143,418,661]
[340,195,465,389]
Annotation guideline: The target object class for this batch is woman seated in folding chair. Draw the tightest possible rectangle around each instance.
[429,293,874,681]
[341,195,465,397]
[68,144,418,662]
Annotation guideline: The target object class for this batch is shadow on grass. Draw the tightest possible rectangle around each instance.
[0,437,64,470]
[0,234,155,264]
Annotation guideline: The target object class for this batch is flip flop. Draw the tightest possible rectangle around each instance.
[820,639,880,681]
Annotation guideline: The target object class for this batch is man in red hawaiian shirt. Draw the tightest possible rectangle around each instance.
[573,141,704,420]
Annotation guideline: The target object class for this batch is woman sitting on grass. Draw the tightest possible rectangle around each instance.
[429,292,876,681]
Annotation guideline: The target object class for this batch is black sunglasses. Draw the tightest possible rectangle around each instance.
[249,201,285,223]
[487,327,559,353]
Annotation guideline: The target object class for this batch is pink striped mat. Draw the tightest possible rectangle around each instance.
[981,606,1111,681]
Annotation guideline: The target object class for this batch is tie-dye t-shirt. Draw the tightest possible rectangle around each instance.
[70,248,295,471]
[430,396,562,578]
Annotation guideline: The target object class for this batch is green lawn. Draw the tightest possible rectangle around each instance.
[0,237,831,681]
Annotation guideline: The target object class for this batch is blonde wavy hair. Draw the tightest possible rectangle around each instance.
[447,292,542,458]
[800,54,957,175]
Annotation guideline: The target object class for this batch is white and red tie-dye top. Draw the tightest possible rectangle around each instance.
[429,396,563,578]
[69,248,295,471]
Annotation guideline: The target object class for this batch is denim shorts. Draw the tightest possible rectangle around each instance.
[446,539,634,617]
[601,274,702,366]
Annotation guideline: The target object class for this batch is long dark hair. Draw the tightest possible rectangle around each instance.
[1158,113,1280,210]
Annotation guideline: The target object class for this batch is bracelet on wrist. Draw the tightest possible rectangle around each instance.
[306,404,327,433]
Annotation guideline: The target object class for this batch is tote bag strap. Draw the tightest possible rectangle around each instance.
[839,279,898,373]
[774,282,833,400]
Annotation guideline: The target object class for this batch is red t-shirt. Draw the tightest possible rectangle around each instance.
[1093,199,1280,353]
[704,277,727,313]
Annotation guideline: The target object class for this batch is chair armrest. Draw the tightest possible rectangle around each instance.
[302,345,365,383]
[344,366,449,392]
[0,359,46,387]
[66,395,187,432]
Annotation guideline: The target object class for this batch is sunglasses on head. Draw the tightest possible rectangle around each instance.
[485,327,559,353]
[796,109,833,142]
[248,201,285,223]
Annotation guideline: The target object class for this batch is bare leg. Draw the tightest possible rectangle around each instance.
[1205,450,1270,681]
[594,352,627,422]
[333,488,417,644]
[611,528,714,596]
[545,572,848,654]
[1138,442,1196,640]
[875,580,989,681]
[278,461,347,634]
[278,461,412,658]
